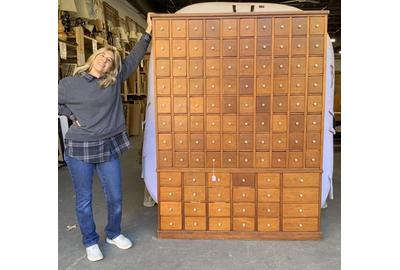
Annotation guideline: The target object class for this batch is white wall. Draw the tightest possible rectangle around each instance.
[104,0,147,28]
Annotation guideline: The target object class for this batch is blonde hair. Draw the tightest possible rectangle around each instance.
[73,45,122,88]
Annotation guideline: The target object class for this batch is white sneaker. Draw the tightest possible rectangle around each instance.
[106,234,133,249]
[86,244,104,262]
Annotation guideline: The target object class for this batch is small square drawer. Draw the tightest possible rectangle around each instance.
[292,17,307,35]
[308,76,323,94]
[289,132,304,151]
[255,152,270,168]
[188,39,203,58]
[274,37,289,56]
[160,216,182,231]
[283,203,319,218]
[222,133,237,151]
[172,39,186,58]
[240,38,255,56]
[257,37,272,55]
[239,97,254,114]
[174,152,188,168]
[171,20,186,38]
[190,116,203,132]
[222,96,237,113]
[223,58,237,76]
[154,20,169,38]
[156,78,170,95]
[257,173,280,188]
[223,77,237,95]
[233,218,255,231]
[240,18,255,36]
[258,218,279,232]
[239,58,254,76]
[206,134,221,151]
[239,77,254,95]
[156,59,170,76]
[209,202,231,217]
[222,115,237,132]
[185,216,206,231]
[307,114,322,131]
[172,59,187,76]
[288,152,304,168]
[291,57,306,75]
[173,115,187,132]
[222,151,238,168]
[233,203,255,217]
[155,39,170,58]
[173,97,187,113]
[283,173,320,187]
[291,76,306,95]
[255,134,270,151]
[274,57,289,75]
[157,97,171,113]
[274,17,290,36]
[160,202,181,216]
[206,152,221,168]
[272,133,287,151]
[222,18,237,37]
[257,18,272,36]
[308,57,324,74]
[173,78,187,95]
[207,172,230,186]
[208,187,231,202]
[205,39,220,57]
[206,20,220,38]
[307,96,323,113]
[233,187,255,202]
[273,96,288,113]
[206,115,221,132]
[309,36,324,55]
[271,152,287,168]
[189,97,204,114]
[189,78,203,95]
[258,188,280,203]
[233,173,255,187]
[157,115,171,132]
[184,202,206,216]
[289,115,305,132]
[307,132,321,150]
[257,77,272,95]
[258,203,280,217]
[239,115,253,132]
[206,58,220,77]
[291,37,307,55]
[209,217,231,231]
[290,96,305,112]
[190,134,204,150]
[223,39,237,57]
[256,96,270,113]
[189,59,203,77]
[310,16,326,35]
[207,96,221,114]
[283,188,319,203]
[283,218,318,232]
[160,187,181,201]
[159,151,172,168]
[206,78,220,95]
[272,115,287,132]
[256,114,270,132]
[159,172,181,187]
[239,152,253,168]
[174,133,188,151]
[306,150,320,168]
[188,20,203,38]
[273,77,289,95]
[158,134,172,150]
[184,186,205,202]
[257,57,272,76]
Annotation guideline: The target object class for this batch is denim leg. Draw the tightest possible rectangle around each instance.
[95,155,123,240]
[64,155,99,247]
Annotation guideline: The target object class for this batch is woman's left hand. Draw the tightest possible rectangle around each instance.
[145,12,154,34]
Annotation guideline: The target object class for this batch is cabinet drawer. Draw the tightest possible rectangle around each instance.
[239,134,253,151]
[291,77,306,95]
[272,133,287,151]
[160,202,182,216]
[156,78,170,95]
[209,202,231,217]
[240,18,255,36]
[307,115,322,131]
[257,18,272,36]
[272,115,287,132]
[206,58,220,77]
[239,58,254,76]
[239,77,254,95]
[273,96,288,113]
[158,134,172,150]
[308,76,323,94]
[233,217,255,231]
[184,202,206,216]
[309,36,324,55]
[289,132,304,150]
[273,77,289,95]
[283,217,318,232]
[172,39,186,58]
[190,116,203,132]
[174,133,189,151]
[274,37,289,55]
[271,152,287,168]
[239,152,253,168]
[222,151,238,168]
[309,57,324,74]
[155,39,170,58]
[291,57,306,75]
[290,96,305,112]
[160,187,181,201]
[172,59,187,76]
[205,39,220,57]
[189,59,203,77]
[307,132,321,150]
[174,115,188,132]
[222,133,237,151]
[288,152,304,168]
[255,152,270,168]
[173,78,187,95]
[258,188,280,203]
[274,57,289,75]
[222,97,237,114]
[185,217,206,231]
[223,39,237,57]
[208,172,230,186]
[206,115,221,132]
[257,37,272,55]
[209,217,230,231]
[160,216,182,230]
[257,173,280,188]
[222,18,237,37]
[173,97,187,113]
[205,20,220,38]
[233,203,255,217]
[206,78,220,95]
[256,77,272,95]
[258,203,280,218]
[308,96,323,113]
[233,187,255,202]
[188,39,203,58]
[256,114,270,132]
[158,151,172,167]
[184,186,205,202]
[189,97,203,114]
[283,188,319,203]
[171,20,186,38]
[239,115,253,132]
[174,152,189,168]
[190,152,205,168]
[256,57,272,76]
[256,97,270,113]
[289,115,305,132]
[223,77,237,95]
[223,58,237,76]
[283,173,320,187]
[240,38,255,56]
[157,115,171,132]
[283,203,319,218]
[255,134,270,151]
[292,17,307,36]
[159,172,181,187]
[206,134,221,151]
[184,172,205,186]
[206,152,221,168]
[156,59,170,76]
[188,20,203,38]
[232,173,255,187]
[258,218,279,232]
[154,20,169,38]
[291,37,307,55]
[310,16,325,35]
[208,187,231,202]
[274,17,290,36]
[222,115,237,132]
[189,78,203,95]
[306,150,320,168]
[206,96,221,114]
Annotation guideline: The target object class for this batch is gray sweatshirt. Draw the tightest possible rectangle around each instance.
[58,33,152,141]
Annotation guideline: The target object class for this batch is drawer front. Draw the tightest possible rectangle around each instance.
[308,96,323,113]
[174,152,189,168]
[289,115,305,132]
[233,217,255,231]
[307,115,322,131]
[291,57,306,75]
[283,217,318,232]
[233,187,255,202]
[222,151,238,168]
[240,18,255,36]
[155,39,170,58]
[209,217,230,231]
[222,115,237,132]
[184,172,205,186]
[205,39,220,57]
[257,57,272,76]
[256,77,272,96]
[208,187,231,202]
[206,59,220,77]
[185,216,206,231]
[239,77,254,95]
[255,152,270,168]
[308,76,323,94]
[274,37,289,56]
[288,152,304,168]
[173,78,187,95]
[172,39,186,58]
[257,18,272,36]
[157,97,171,114]
[307,132,321,150]
[206,115,221,132]
[188,20,203,38]
[283,188,319,203]
[158,134,172,150]
[272,115,287,132]
[273,77,289,95]
[258,203,280,217]
[184,186,205,202]
[160,216,182,230]
[223,39,237,57]
[273,96,288,113]
[223,58,237,76]
[189,97,204,114]
[291,76,306,95]
[156,78,170,95]
[206,78,220,95]
[158,151,172,167]
[222,97,237,114]
[205,20,220,38]
[256,96,270,113]
[232,173,255,187]
[309,36,324,55]
[291,37,307,55]
[239,116,253,132]
[206,152,221,168]
[292,17,307,35]
[160,202,182,216]
[174,115,188,132]
[289,132,304,150]
[209,202,231,217]
[206,134,221,151]
[239,134,253,151]
[240,38,255,56]
[239,152,254,168]
[272,133,287,151]
[306,150,321,168]
[173,97,187,114]
[283,173,320,187]
[171,20,186,38]
[257,173,280,188]
[188,39,203,58]
[222,18,237,37]
[256,114,270,132]
[190,152,205,168]
[155,20,169,38]
[156,59,170,76]
[208,172,230,186]
[222,133,237,151]
[255,133,270,151]
[223,77,237,95]
[258,188,281,203]
[207,96,221,114]
[274,57,289,75]
[159,172,181,187]
[160,187,182,201]
[283,203,319,218]
[257,37,272,55]
[258,218,280,232]
[233,203,255,217]
[172,59,187,76]
[239,58,254,76]
[184,202,206,216]
[189,59,203,77]
[271,152,287,168]
[190,116,204,132]
[309,16,325,35]
[308,57,324,74]
[290,96,305,112]
[274,17,290,36]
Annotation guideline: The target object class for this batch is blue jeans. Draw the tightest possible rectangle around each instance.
[64,154,123,247]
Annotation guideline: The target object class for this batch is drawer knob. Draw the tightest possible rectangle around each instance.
[194,84,199,89]
[262,84,266,88]
[178,104,182,107]
[295,121,300,126]
[262,45,267,49]
[212,140,216,144]
[294,158,299,162]
[168,192,173,196]
[244,122,249,126]
[315,43,320,48]
[169,222,173,226]
[162,122,166,126]
[299,208,303,213]
[194,66,198,70]
[297,64,301,68]
[267,223,271,227]
[242,193,246,197]
[313,102,318,106]
[192,192,197,197]
[278,103,283,107]
[168,177,172,181]
[194,26,198,31]
[161,47,165,51]
[228,45,232,50]
[312,121,317,125]
[244,158,248,162]
[295,140,299,144]
[180,158,184,162]
[160,66,165,70]
[179,122,183,126]
[242,208,246,212]
[211,122,215,126]
[163,157,167,161]
[228,84,232,88]
[160,27,164,31]
[297,44,301,48]
[279,64,284,69]
[242,178,246,182]
[261,158,265,162]
[228,103,232,107]
[262,64,266,69]
[213,159,217,163]
[228,158,232,162]
[277,158,281,162]
[217,193,222,197]
[279,44,284,49]
[211,103,215,107]
[177,46,181,50]
[195,158,200,162]
[217,208,222,212]
[211,26,215,30]
[245,103,249,107]
[262,25,267,29]
[261,140,265,144]
[211,46,215,50]
[278,140,282,144]
[245,45,249,49]
[262,103,265,107]
[161,84,166,89]
[261,122,265,125]
[296,102,300,106]
[178,66,182,70]
[244,65,249,69]
[228,26,232,30]
[193,222,198,226]
[228,65,232,69]
[211,66,215,70]
[168,207,173,212]
[267,178,271,182]
[279,83,283,88]
[194,104,199,108]
[218,222,222,226]
[299,223,303,227]
[178,84,182,88]
[267,193,271,198]
[194,47,198,51]
[267,208,271,212]
[228,122,232,126]
[193,208,197,212]
[315,23,320,28]
[298,24,302,28]
[312,139,317,143]
[314,83,318,87]
[242,223,246,227]
[296,83,300,87]
[192,178,196,182]
[311,158,316,162]
[211,84,215,88]
[163,140,167,144]
[300,178,304,182]
[245,25,250,29]
[314,63,319,68]
[245,84,249,88]
[177,27,181,31]
[299,193,304,198]
[228,140,232,144]
[280,24,285,29]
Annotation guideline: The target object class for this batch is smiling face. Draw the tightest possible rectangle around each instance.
[90,50,114,77]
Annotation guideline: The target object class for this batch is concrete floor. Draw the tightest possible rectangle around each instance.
[58,137,341,270]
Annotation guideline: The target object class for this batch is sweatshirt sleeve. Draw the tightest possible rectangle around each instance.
[119,32,152,82]
[58,79,76,121]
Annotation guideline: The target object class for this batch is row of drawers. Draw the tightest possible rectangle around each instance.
[156,76,323,96]
[155,37,324,58]
[157,96,323,114]
[154,17,326,38]
[157,114,322,132]
[156,57,324,77]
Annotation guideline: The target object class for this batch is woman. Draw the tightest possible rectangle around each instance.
[58,13,152,262]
